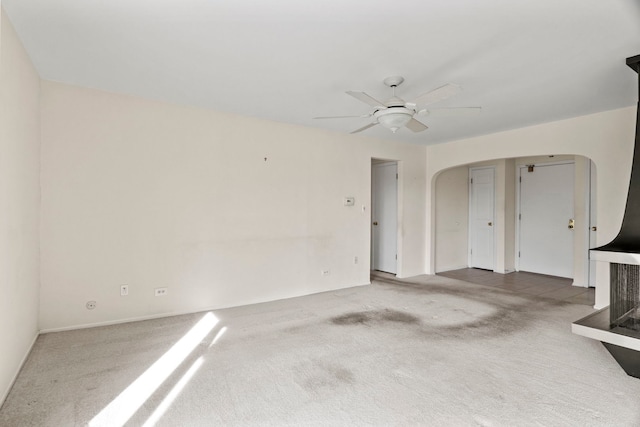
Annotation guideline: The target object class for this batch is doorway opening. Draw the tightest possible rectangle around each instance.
[517,161,574,278]
[468,167,496,271]
[433,155,595,287]
[371,159,398,275]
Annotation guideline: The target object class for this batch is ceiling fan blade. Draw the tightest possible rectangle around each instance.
[405,118,428,133]
[422,107,482,117]
[350,122,378,134]
[346,91,386,108]
[313,114,371,120]
[407,83,461,108]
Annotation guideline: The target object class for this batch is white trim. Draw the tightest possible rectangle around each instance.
[590,250,640,266]
[396,160,403,277]
[39,282,372,333]
[39,309,216,334]
[516,160,575,169]
[588,160,598,287]
[515,165,521,271]
[435,264,470,273]
[572,323,640,352]
[1,333,39,408]
[370,158,400,276]
[578,159,592,288]
[468,170,472,268]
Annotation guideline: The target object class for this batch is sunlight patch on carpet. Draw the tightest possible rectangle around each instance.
[89,312,218,427]
[142,356,204,427]
[209,326,227,348]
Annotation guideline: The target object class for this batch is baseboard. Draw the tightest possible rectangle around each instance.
[571,280,589,288]
[435,265,469,273]
[0,332,39,409]
[39,309,217,334]
[395,269,426,278]
[40,282,372,334]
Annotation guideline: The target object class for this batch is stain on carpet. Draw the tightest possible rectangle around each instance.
[300,361,355,392]
[331,309,420,326]
[369,276,571,340]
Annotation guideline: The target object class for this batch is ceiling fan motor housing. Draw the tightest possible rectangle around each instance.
[384,96,407,107]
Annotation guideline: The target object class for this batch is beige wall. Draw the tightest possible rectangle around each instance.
[0,9,41,403]
[434,166,468,272]
[426,107,636,308]
[39,81,427,331]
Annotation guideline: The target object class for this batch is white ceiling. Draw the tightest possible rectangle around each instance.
[4,0,640,145]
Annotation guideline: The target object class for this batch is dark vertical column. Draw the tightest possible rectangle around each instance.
[610,263,640,327]
[597,55,640,252]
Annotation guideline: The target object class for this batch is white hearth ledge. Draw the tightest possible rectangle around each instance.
[572,307,640,352]
[572,323,640,352]
[590,249,640,266]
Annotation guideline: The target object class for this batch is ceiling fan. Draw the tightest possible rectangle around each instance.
[314,76,481,134]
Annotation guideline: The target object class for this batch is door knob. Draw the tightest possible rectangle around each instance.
[488,222,492,226]
[568,219,575,229]
[373,221,378,226]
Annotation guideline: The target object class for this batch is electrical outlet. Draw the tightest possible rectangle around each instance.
[86,301,96,310]
[155,287,168,296]
[321,270,330,276]
[120,285,129,296]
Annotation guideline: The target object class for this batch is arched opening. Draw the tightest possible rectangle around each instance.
[433,154,597,291]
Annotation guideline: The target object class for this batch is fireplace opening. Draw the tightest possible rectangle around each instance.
[610,263,640,332]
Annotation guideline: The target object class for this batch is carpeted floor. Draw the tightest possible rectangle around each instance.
[2,274,640,426]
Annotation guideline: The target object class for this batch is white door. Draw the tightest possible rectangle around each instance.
[469,167,495,270]
[372,162,397,274]
[519,163,574,278]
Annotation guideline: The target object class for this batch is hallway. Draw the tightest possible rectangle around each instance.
[437,268,595,306]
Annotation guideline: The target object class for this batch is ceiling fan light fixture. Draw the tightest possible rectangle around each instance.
[374,107,414,133]
[315,77,473,135]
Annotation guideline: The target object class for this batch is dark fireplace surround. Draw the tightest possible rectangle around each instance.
[601,54,640,333]
[573,54,640,379]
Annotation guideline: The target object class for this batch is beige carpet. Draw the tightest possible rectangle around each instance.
[2,274,640,426]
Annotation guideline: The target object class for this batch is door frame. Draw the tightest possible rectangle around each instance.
[515,160,575,274]
[468,166,496,270]
[588,160,597,287]
[370,159,401,275]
